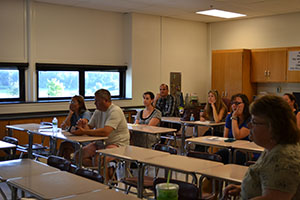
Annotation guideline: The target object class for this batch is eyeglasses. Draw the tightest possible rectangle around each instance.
[249,119,268,126]
[231,101,243,105]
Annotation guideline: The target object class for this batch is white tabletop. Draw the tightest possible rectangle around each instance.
[0,159,59,181]
[6,123,52,132]
[97,145,170,162]
[55,189,139,200]
[197,164,248,184]
[161,117,225,127]
[0,140,16,149]
[143,154,223,174]
[37,129,108,143]
[8,171,107,199]
[231,141,264,153]
[127,123,177,134]
[186,136,235,148]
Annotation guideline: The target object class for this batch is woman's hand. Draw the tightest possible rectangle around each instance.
[223,184,241,199]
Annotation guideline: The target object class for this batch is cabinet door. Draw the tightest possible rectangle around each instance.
[287,48,300,82]
[212,52,225,97]
[224,52,243,98]
[268,49,286,82]
[251,50,268,82]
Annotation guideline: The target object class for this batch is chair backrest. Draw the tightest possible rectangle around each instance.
[47,155,71,171]
[187,151,222,162]
[154,177,199,200]
[153,143,177,155]
[2,136,18,155]
[222,97,231,112]
[75,168,104,183]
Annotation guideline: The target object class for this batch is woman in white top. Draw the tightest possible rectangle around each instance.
[132,91,162,148]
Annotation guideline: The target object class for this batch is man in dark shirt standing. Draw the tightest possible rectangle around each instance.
[154,84,177,117]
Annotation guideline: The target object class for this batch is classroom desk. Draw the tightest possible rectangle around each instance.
[161,117,225,154]
[0,159,59,200]
[6,123,53,159]
[55,188,139,200]
[0,159,59,182]
[127,123,177,147]
[7,170,107,200]
[6,123,107,167]
[0,140,16,159]
[37,128,107,168]
[231,141,264,163]
[97,145,170,198]
[197,164,248,197]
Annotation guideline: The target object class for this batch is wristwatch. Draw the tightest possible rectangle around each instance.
[231,116,238,120]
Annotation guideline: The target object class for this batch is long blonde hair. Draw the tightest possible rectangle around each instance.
[203,90,227,120]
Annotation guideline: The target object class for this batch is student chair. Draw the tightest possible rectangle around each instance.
[153,177,211,200]
[121,144,178,196]
[75,168,104,183]
[2,136,18,160]
[187,151,223,200]
[47,155,72,171]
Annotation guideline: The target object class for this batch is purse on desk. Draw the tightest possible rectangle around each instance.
[180,107,201,121]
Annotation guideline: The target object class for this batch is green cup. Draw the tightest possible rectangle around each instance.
[156,183,179,200]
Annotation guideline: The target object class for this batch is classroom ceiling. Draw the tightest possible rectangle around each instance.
[36,0,300,23]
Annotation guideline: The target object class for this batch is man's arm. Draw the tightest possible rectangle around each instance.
[72,125,114,137]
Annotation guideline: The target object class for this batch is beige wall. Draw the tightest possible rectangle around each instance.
[209,12,300,96]
[0,1,209,114]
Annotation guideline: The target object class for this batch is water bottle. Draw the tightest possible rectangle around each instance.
[190,113,195,121]
[52,117,58,133]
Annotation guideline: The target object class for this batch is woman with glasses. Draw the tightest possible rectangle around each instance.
[132,91,162,148]
[216,93,251,164]
[283,93,300,129]
[223,95,300,200]
[58,95,91,159]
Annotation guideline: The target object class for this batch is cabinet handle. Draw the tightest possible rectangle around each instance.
[267,71,271,77]
[264,70,267,77]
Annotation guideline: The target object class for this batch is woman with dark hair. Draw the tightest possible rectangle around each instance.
[132,91,162,148]
[61,95,91,132]
[216,93,251,164]
[58,95,91,159]
[283,93,300,129]
[223,95,300,199]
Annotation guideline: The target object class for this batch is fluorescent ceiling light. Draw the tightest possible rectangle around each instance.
[196,9,246,19]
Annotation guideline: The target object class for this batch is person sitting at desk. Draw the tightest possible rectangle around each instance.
[132,91,162,148]
[216,93,251,165]
[194,90,227,151]
[72,89,130,167]
[58,95,91,160]
[154,83,177,117]
[223,95,300,200]
[283,93,300,129]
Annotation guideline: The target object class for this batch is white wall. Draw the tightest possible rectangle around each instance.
[0,0,26,62]
[209,12,300,95]
[0,1,209,114]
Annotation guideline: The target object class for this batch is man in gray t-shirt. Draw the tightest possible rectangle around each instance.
[72,89,129,167]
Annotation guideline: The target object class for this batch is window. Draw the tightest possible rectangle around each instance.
[0,63,27,102]
[36,63,126,100]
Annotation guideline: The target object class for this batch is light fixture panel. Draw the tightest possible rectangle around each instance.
[196,9,246,19]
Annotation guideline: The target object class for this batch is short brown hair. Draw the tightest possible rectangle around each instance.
[94,89,111,102]
[250,95,300,144]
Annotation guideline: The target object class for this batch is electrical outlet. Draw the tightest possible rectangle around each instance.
[276,87,281,93]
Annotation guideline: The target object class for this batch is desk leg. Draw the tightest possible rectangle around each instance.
[228,148,232,163]
[27,131,33,159]
[137,163,145,198]
[102,155,107,184]
[78,143,83,168]
[49,137,57,155]
[10,185,17,200]
[8,128,12,137]
[181,125,186,155]
[210,127,214,136]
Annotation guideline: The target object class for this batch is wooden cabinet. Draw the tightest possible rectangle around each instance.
[287,47,300,82]
[212,49,256,101]
[251,48,287,82]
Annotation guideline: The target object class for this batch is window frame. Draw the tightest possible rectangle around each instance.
[36,63,127,101]
[0,62,27,102]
